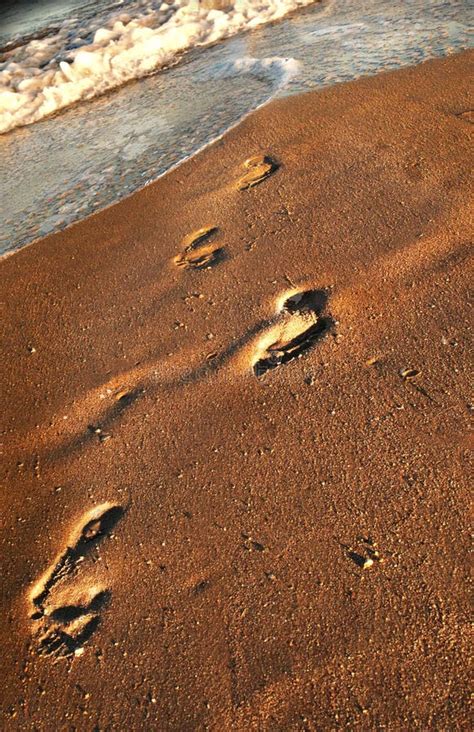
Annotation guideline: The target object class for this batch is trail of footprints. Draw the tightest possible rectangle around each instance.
[172,155,279,271]
[29,155,329,657]
[171,153,331,375]
[54,155,329,450]
[30,504,124,658]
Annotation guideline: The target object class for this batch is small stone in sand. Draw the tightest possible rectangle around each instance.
[400,367,421,380]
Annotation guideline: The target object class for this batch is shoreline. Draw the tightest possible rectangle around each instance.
[0,53,298,261]
[2,0,471,259]
[1,51,472,729]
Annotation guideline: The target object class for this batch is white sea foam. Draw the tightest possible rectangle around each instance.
[0,0,316,134]
[196,54,300,84]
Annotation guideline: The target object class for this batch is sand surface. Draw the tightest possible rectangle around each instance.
[1,51,472,730]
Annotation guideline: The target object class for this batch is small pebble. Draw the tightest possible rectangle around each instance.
[400,367,421,380]
[365,356,379,366]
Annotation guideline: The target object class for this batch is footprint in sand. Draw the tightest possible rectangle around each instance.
[173,226,226,270]
[253,289,331,378]
[237,154,279,191]
[30,503,124,658]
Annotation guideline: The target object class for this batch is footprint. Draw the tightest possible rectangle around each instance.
[253,290,331,378]
[30,503,124,658]
[174,226,226,270]
[237,154,279,191]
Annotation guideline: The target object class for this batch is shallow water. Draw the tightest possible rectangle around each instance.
[0,0,472,256]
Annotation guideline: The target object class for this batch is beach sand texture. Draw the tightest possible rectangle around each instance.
[1,51,472,729]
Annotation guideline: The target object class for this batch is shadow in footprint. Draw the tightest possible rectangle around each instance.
[38,615,101,658]
[254,289,332,378]
[77,506,124,551]
[174,226,227,270]
[37,589,112,657]
[48,589,111,624]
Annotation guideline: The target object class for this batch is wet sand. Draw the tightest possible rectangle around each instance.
[1,51,472,729]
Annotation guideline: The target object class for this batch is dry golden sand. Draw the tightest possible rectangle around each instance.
[1,51,473,729]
